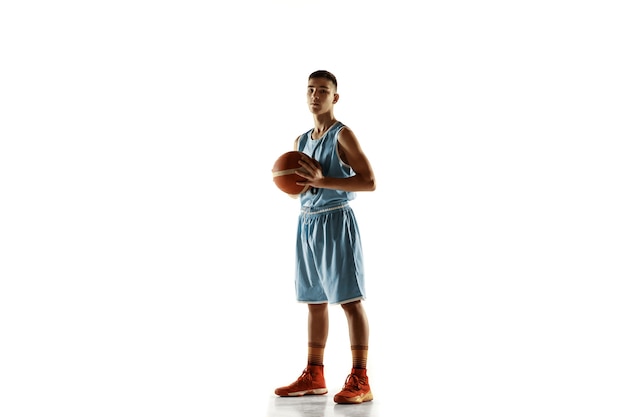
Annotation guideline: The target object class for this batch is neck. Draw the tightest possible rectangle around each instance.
[312,113,337,137]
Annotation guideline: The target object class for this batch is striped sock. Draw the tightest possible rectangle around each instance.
[308,343,325,366]
[351,345,368,369]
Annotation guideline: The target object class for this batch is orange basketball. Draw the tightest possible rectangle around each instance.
[272,151,310,195]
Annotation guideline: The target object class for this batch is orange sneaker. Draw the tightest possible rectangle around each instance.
[275,365,328,397]
[333,368,373,404]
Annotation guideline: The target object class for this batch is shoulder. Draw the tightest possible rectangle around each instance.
[294,130,311,150]
[337,125,359,146]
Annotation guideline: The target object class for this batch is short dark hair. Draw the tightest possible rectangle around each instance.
[309,70,337,90]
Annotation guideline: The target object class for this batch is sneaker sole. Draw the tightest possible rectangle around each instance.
[283,388,328,397]
[334,390,374,404]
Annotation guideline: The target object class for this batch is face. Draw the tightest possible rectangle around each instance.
[307,77,338,114]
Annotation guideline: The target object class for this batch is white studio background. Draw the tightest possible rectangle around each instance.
[1,1,625,416]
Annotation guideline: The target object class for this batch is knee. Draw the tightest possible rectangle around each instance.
[340,300,362,314]
[308,303,328,315]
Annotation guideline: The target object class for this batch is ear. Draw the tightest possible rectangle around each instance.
[333,93,339,104]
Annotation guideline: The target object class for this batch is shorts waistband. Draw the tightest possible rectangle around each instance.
[300,202,349,215]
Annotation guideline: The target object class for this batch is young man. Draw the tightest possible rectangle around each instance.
[274,70,376,404]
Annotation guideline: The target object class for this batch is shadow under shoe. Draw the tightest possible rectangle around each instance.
[275,365,328,397]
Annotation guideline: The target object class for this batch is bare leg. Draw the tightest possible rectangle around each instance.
[308,303,329,348]
[341,300,369,369]
[341,300,369,346]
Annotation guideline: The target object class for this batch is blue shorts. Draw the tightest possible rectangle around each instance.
[295,202,366,304]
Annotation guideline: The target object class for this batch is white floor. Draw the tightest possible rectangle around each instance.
[267,392,380,417]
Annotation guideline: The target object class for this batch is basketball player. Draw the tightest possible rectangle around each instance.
[274,70,376,404]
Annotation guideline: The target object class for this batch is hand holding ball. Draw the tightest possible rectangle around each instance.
[272,151,318,195]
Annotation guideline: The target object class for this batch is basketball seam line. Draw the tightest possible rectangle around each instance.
[272,168,299,177]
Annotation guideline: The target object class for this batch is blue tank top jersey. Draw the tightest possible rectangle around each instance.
[297,121,356,208]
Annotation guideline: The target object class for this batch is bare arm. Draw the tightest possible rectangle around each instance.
[296,127,376,192]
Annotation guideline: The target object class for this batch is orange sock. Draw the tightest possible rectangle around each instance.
[351,345,368,369]
[308,343,325,366]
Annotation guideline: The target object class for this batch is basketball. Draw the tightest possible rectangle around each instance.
[272,151,310,195]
